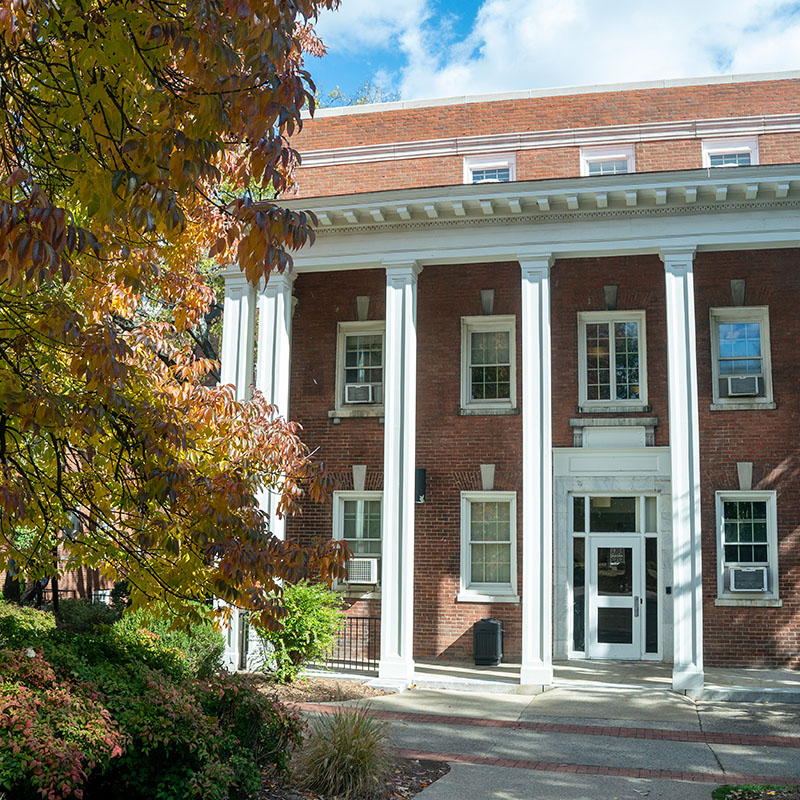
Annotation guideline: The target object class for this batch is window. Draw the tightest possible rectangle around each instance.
[716,491,778,602]
[580,145,635,177]
[461,315,516,411]
[463,153,516,184]
[709,306,773,408]
[92,589,112,605]
[334,491,382,584]
[334,321,385,415]
[459,492,518,602]
[702,137,759,168]
[578,311,647,409]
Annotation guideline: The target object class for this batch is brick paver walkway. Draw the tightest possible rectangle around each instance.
[296,702,800,786]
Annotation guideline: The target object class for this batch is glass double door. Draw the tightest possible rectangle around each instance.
[587,536,643,659]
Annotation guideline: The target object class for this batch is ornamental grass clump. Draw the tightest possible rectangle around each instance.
[296,707,392,799]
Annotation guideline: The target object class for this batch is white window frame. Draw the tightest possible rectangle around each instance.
[715,490,779,603]
[333,490,383,585]
[709,306,773,410]
[458,491,518,603]
[460,315,517,411]
[702,137,759,168]
[580,144,635,177]
[463,153,516,184]
[334,321,385,417]
[577,310,648,411]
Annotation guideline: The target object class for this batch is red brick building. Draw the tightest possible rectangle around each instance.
[221,71,800,690]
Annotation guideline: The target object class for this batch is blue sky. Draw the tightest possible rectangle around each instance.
[309,0,800,102]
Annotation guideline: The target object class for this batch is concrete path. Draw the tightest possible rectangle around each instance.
[299,686,800,799]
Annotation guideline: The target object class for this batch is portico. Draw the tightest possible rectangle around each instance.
[220,165,800,688]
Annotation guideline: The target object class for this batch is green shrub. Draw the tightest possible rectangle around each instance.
[112,605,224,679]
[196,673,304,795]
[56,597,122,632]
[0,604,298,800]
[0,647,126,800]
[296,707,391,799]
[257,581,344,683]
[0,600,56,648]
[86,660,233,800]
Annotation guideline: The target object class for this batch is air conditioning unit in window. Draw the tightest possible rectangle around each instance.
[346,558,379,584]
[730,566,768,592]
[345,384,373,403]
[726,375,760,397]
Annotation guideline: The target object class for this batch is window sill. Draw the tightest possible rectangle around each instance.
[329,406,385,422]
[336,585,381,600]
[577,404,651,414]
[709,401,777,412]
[457,590,520,604]
[458,407,519,416]
[714,597,782,607]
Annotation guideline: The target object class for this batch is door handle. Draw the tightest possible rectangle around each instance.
[634,595,640,617]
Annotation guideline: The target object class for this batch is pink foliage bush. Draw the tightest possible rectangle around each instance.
[0,648,126,800]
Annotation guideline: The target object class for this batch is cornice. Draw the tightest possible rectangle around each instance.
[282,166,800,236]
[299,112,800,169]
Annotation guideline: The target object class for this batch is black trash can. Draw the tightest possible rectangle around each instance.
[473,618,503,666]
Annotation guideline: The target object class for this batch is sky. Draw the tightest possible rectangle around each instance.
[309,0,800,103]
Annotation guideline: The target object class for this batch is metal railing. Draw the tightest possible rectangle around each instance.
[313,616,380,673]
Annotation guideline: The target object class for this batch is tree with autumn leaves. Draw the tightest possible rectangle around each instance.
[0,0,347,627]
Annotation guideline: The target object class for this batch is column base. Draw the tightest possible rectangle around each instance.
[672,664,704,692]
[520,662,553,686]
[378,656,415,683]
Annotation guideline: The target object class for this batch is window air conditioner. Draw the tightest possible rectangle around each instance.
[345,384,373,403]
[730,566,768,592]
[726,375,759,397]
[346,558,379,584]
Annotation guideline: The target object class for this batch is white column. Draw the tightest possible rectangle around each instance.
[255,271,296,540]
[219,268,256,672]
[219,268,256,399]
[519,255,554,686]
[379,260,421,682]
[661,247,704,692]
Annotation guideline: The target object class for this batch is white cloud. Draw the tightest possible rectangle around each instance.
[357,0,800,100]
[313,0,430,53]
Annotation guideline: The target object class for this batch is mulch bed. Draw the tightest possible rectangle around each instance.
[715,788,800,799]
[260,759,450,799]
[266,676,392,704]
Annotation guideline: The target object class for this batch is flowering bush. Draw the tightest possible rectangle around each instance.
[0,648,126,800]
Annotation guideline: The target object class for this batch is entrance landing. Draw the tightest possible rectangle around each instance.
[407,658,800,702]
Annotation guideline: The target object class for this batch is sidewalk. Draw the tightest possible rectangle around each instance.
[300,685,800,799]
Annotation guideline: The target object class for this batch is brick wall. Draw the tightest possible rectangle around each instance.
[695,249,800,667]
[290,78,800,198]
[294,80,800,151]
[550,255,669,447]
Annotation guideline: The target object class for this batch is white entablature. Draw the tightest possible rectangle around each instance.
[280,165,800,272]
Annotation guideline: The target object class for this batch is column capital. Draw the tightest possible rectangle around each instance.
[518,251,555,277]
[262,269,296,295]
[659,246,697,269]
[222,264,251,292]
[383,259,423,281]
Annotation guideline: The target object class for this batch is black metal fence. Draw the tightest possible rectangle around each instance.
[312,616,380,673]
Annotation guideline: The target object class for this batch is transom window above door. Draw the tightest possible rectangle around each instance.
[578,311,647,410]
[572,495,658,534]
